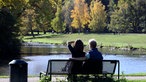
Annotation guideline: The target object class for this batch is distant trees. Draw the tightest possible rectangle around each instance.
[71,0,90,33]
[62,0,74,33]
[51,6,65,33]
[33,0,54,34]
[0,0,146,35]
[109,0,146,33]
[50,0,65,33]
[89,0,107,32]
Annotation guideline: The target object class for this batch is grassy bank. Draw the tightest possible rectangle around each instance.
[23,33,146,49]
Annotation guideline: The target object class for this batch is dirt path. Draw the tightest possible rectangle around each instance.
[0,77,39,82]
[0,76,146,82]
[125,76,146,80]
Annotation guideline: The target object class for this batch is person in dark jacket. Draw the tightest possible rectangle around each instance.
[67,39,85,73]
[86,39,103,60]
[83,39,103,74]
[67,39,85,82]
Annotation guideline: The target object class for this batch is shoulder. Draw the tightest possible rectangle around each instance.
[85,52,90,59]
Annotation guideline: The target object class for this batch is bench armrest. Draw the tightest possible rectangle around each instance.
[40,71,46,80]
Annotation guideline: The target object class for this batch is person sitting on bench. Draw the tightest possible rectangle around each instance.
[71,39,103,74]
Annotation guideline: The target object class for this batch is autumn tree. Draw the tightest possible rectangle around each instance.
[89,0,107,32]
[62,0,74,33]
[71,0,90,33]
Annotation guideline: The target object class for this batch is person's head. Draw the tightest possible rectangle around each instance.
[74,39,84,52]
[88,39,97,49]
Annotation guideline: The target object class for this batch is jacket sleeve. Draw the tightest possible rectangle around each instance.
[68,44,74,54]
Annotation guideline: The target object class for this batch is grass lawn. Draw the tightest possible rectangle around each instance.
[23,33,146,49]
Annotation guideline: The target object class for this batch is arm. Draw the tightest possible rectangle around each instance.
[69,52,90,60]
[70,57,87,61]
[67,41,75,45]
[67,41,75,54]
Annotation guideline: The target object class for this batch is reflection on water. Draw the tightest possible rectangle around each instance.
[21,45,70,55]
[21,45,146,55]
[23,54,146,76]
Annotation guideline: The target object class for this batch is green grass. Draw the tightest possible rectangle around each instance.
[0,76,9,78]
[23,33,146,49]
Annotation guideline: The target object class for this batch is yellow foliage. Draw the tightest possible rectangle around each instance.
[71,0,90,29]
[89,0,107,31]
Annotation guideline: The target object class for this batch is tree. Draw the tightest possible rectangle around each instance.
[128,0,146,33]
[109,0,146,33]
[109,1,130,33]
[30,0,54,34]
[89,0,107,32]
[0,0,29,35]
[71,0,90,33]
[49,0,66,33]
[0,0,28,18]
[20,8,37,37]
[18,0,55,36]
[0,6,21,61]
[51,6,65,33]
[62,0,74,33]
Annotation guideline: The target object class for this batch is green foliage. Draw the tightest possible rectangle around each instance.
[39,76,50,82]
[0,0,31,35]
[0,7,21,60]
[62,0,74,32]
[0,0,28,18]
[33,0,54,33]
[51,6,65,33]
[1,0,146,34]
[109,0,146,33]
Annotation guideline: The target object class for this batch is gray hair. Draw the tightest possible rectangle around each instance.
[89,39,97,48]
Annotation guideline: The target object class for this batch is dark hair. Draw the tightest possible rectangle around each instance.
[74,39,84,52]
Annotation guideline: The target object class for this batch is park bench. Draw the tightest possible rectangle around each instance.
[40,59,120,81]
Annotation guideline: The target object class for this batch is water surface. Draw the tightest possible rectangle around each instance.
[24,54,146,75]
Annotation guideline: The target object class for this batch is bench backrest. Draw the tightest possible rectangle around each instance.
[45,59,119,76]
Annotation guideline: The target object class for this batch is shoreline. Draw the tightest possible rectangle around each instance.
[22,42,146,55]
[22,42,146,50]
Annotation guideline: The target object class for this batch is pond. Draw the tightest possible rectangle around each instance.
[24,54,146,76]
[0,44,146,76]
